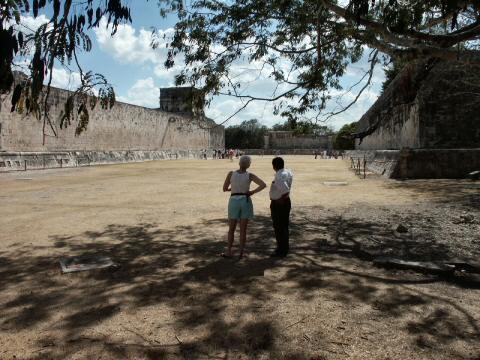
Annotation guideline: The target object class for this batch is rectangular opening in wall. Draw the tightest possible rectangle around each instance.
[15,161,20,166]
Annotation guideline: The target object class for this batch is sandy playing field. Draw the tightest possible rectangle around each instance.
[0,156,479,359]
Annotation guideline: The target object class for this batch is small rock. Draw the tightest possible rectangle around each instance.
[396,224,408,233]
[460,214,475,224]
[467,170,480,181]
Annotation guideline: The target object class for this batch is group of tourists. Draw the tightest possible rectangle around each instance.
[313,149,344,159]
[201,149,244,160]
[222,156,293,259]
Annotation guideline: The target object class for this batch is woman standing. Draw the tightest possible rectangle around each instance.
[222,155,266,259]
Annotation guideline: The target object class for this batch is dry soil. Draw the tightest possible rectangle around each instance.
[0,156,479,359]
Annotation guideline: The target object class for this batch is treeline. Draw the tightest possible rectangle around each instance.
[225,119,357,150]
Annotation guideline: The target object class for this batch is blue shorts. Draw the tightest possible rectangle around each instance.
[228,196,254,219]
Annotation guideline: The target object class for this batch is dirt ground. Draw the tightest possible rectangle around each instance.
[0,156,479,360]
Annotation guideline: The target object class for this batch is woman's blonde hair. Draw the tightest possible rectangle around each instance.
[239,155,251,168]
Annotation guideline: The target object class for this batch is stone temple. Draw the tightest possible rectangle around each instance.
[264,131,333,152]
[353,60,480,178]
[0,81,224,171]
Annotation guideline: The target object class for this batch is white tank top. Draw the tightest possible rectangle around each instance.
[230,171,250,194]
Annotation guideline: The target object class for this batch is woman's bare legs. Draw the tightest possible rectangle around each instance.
[225,219,238,257]
[238,219,249,259]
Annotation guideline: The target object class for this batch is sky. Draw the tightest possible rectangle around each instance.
[13,2,386,130]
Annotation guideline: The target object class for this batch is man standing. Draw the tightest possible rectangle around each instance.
[269,157,293,257]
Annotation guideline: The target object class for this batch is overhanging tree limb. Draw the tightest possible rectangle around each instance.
[320,0,480,48]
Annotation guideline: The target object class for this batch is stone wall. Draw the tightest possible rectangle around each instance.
[418,63,480,148]
[265,131,332,149]
[355,61,480,150]
[0,149,206,172]
[0,84,224,152]
[159,87,204,115]
[242,148,321,155]
[345,149,480,179]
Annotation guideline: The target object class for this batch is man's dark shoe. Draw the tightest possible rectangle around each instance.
[270,252,287,258]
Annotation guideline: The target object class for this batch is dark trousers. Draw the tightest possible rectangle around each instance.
[270,198,291,255]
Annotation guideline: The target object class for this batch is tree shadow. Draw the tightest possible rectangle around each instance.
[0,208,479,359]
[387,179,480,210]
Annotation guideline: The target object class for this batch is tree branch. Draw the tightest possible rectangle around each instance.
[352,30,480,63]
[218,84,304,102]
[321,0,480,49]
[322,50,379,121]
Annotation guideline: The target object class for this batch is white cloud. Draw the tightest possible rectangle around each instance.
[12,61,82,92]
[94,18,173,65]
[20,14,50,32]
[206,95,288,128]
[153,63,183,86]
[7,14,50,33]
[118,77,159,107]
[49,67,82,90]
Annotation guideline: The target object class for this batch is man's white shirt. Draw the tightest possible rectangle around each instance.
[269,168,293,200]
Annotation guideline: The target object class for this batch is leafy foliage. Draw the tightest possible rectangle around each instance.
[333,122,357,150]
[225,119,268,149]
[1,0,132,138]
[157,0,480,122]
[225,118,335,148]
[272,120,335,136]
[381,59,408,93]
[2,0,480,141]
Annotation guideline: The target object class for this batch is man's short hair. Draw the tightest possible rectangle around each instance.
[272,157,284,170]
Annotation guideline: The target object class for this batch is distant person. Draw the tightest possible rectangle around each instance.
[229,149,235,161]
[314,149,318,159]
[222,155,266,259]
[269,157,293,257]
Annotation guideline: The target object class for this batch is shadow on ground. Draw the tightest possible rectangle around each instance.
[0,207,479,359]
[387,179,480,210]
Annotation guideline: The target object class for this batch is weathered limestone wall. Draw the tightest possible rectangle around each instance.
[418,63,480,148]
[345,149,480,179]
[356,61,480,150]
[0,85,224,152]
[355,102,421,150]
[394,148,480,179]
